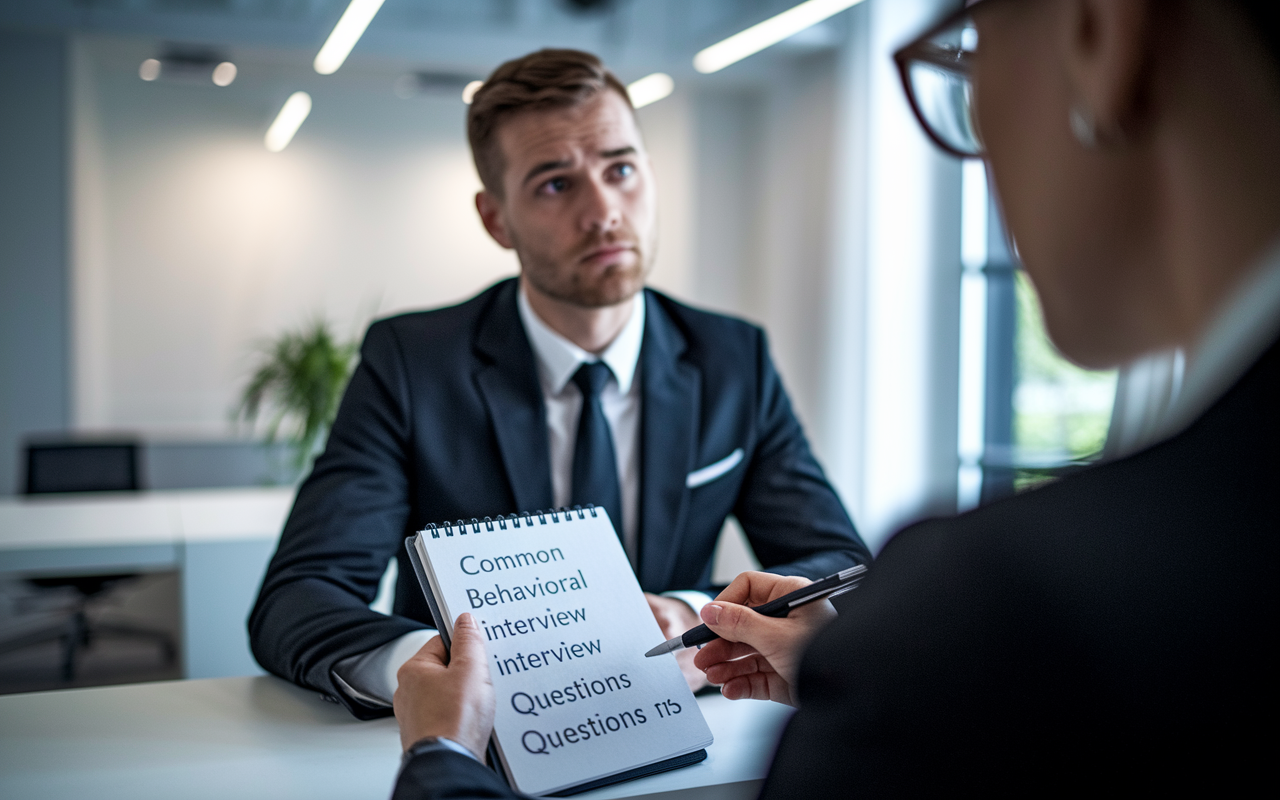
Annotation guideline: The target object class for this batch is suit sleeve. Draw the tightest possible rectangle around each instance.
[732,329,872,578]
[249,320,428,719]
[393,751,524,800]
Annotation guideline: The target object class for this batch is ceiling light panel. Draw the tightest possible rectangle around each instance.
[694,0,866,74]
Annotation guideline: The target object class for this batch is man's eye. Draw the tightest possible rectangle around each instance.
[612,163,635,179]
[541,177,569,195]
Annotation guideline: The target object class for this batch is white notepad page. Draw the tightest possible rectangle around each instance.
[413,509,714,796]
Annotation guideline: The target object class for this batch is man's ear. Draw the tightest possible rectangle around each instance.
[475,190,515,250]
[1063,0,1153,134]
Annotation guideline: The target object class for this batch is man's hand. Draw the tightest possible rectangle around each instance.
[645,593,709,692]
[692,572,836,707]
[393,612,495,759]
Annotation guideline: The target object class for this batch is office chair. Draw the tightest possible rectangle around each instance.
[0,441,177,682]
[23,440,141,494]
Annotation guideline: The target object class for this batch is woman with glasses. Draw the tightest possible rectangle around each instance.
[388,1,1280,795]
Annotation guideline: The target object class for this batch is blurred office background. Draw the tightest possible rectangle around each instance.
[0,0,1116,693]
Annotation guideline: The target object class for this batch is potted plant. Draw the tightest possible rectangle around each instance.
[236,318,359,474]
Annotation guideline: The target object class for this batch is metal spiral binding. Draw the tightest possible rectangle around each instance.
[419,505,597,538]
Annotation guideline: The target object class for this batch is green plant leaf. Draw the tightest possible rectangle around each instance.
[235,317,359,472]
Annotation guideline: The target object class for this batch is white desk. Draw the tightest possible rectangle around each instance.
[0,676,792,799]
[0,488,295,678]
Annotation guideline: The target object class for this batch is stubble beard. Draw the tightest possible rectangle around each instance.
[520,232,656,309]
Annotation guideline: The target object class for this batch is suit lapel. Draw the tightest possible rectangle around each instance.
[473,280,555,514]
[637,292,701,591]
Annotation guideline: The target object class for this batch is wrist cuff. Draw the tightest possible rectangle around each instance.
[661,590,715,618]
[403,736,480,764]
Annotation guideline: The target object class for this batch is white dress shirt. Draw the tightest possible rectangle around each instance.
[332,283,710,708]
[517,284,644,558]
[1108,238,1280,457]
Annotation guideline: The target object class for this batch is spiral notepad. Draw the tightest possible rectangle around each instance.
[404,506,713,797]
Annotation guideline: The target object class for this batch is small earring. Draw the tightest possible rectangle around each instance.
[1069,105,1098,149]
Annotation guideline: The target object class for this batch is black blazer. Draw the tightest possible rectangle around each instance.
[249,279,868,718]
[389,333,1279,797]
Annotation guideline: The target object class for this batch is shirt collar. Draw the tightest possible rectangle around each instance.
[1158,237,1280,436]
[516,281,645,395]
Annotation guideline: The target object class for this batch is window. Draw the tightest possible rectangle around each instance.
[957,162,1117,509]
[1012,272,1117,472]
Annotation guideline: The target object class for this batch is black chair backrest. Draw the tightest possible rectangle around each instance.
[25,442,142,494]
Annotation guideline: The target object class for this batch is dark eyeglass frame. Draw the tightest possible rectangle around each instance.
[893,0,990,159]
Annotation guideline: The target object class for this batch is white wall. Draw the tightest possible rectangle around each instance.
[71,36,695,437]
[635,88,695,301]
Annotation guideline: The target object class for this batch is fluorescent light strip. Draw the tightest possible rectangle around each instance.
[265,91,312,152]
[694,0,866,74]
[627,73,674,109]
[314,0,386,75]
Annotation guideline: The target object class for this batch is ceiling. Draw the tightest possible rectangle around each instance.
[0,0,850,81]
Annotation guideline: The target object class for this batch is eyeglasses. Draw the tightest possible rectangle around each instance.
[894,1,986,158]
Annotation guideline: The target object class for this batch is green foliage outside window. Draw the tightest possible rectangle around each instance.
[1013,272,1117,488]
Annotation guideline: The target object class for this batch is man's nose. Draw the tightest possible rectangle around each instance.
[579,178,622,233]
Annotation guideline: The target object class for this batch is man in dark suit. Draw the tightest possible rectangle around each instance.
[384,0,1280,795]
[248,48,868,719]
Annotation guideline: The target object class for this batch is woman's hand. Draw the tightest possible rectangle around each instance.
[693,572,837,707]
[393,613,495,759]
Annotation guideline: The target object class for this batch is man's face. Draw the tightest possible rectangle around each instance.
[479,90,657,308]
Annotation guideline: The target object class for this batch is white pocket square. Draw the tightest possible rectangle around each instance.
[686,448,745,488]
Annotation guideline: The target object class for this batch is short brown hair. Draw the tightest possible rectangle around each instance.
[467,49,633,196]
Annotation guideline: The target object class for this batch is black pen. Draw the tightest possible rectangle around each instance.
[644,564,869,657]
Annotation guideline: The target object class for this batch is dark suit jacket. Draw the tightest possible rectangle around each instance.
[389,332,1279,797]
[249,279,868,718]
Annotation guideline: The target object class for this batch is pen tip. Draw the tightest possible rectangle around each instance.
[645,638,678,657]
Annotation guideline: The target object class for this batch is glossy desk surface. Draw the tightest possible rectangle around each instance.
[0,487,294,551]
[0,675,791,799]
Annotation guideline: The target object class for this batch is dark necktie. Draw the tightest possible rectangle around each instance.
[570,361,623,535]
